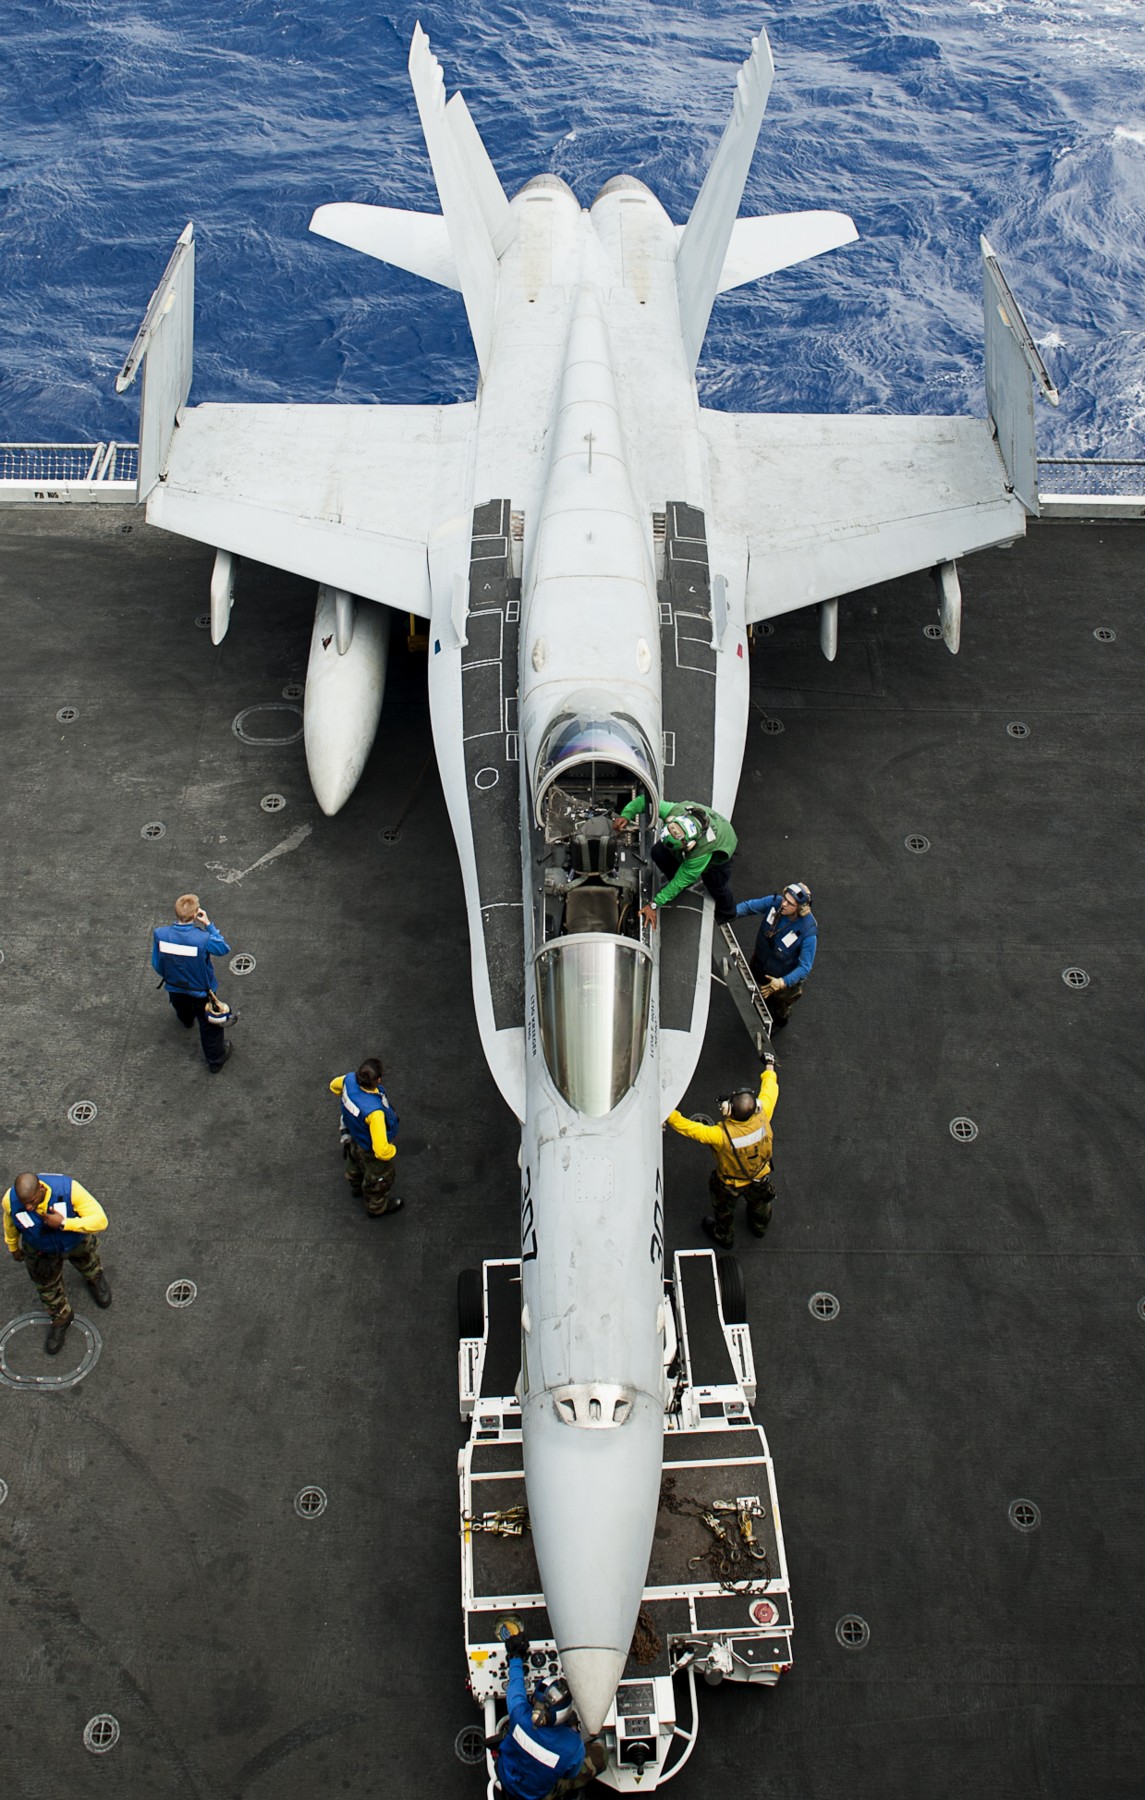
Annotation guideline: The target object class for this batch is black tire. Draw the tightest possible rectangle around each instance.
[717,1254,747,1325]
[458,1267,484,1338]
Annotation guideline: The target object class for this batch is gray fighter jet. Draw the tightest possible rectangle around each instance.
[118,22,1055,1731]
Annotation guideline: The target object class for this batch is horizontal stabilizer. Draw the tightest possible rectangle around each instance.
[675,29,775,373]
[709,209,858,293]
[408,24,501,374]
[310,203,460,290]
[702,410,1026,620]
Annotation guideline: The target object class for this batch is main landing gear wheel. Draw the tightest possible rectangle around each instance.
[458,1267,484,1337]
[717,1255,747,1324]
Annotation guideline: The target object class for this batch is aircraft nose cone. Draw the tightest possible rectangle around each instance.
[523,1389,663,1733]
[559,1648,629,1737]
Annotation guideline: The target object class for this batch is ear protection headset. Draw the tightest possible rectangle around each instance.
[663,814,701,849]
[783,881,812,908]
[718,1086,758,1119]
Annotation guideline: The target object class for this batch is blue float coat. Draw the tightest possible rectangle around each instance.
[151,919,230,994]
[735,894,818,986]
[496,1658,586,1800]
[2,1174,108,1255]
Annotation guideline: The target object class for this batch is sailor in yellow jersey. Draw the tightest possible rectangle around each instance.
[2,1171,111,1355]
[329,1058,404,1218]
[666,1049,779,1247]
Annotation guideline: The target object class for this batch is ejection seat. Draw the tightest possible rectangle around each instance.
[563,817,621,934]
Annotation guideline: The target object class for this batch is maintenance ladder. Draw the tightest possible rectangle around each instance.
[712,922,773,1056]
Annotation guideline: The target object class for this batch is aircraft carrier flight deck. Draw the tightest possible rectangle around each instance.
[1,505,1142,1799]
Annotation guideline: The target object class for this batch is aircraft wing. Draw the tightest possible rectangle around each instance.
[701,410,1027,621]
[148,402,475,614]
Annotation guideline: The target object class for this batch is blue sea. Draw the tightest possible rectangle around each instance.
[2,0,1143,457]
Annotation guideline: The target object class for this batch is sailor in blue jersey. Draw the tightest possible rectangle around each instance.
[151,892,234,1070]
[494,1633,604,1799]
[735,881,818,1029]
[329,1058,404,1217]
[2,1171,111,1355]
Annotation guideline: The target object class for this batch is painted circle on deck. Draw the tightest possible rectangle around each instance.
[140,821,166,839]
[904,834,930,854]
[229,954,256,975]
[0,1477,8,1506]
[749,1598,778,1626]
[166,1280,198,1308]
[56,706,78,722]
[294,1485,327,1518]
[1006,721,1030,738]
[760,716,785,734]
[1093,627,1116,642]
[809,1292,839,1321]
[67,1101,97,1126]
[232,704,304,746]
[0,1313,102,1389]
[474,767,500,790]
[949,1117,978,1142]
[1062,966,1089,989]
[195,613,211,629]
[924,623,943,639]
[260,793,286,812]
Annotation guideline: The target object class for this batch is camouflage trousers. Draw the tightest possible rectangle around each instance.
[708,1170,776,1247]
[748,961,804,1028]
[551,1745,608,1796]
[343,1140,398,1215]
[23,1236,104,1322]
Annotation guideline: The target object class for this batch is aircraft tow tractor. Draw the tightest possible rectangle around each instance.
[456,1251,793,1790]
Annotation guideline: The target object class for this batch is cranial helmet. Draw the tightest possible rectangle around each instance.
[663,814,700,849]
[533,1677,576,1727]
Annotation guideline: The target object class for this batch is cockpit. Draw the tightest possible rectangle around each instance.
[530,702,659,1116]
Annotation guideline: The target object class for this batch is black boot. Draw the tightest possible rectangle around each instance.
[87,1271,112,1308]
[701,1216,734,1249]
[45,1313,73,1355]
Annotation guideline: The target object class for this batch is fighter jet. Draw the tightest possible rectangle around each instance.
[118,23,1055,1731]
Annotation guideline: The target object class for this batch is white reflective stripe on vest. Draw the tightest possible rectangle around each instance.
[511,1724,561,1768]
[341,1094,361,1117]
[732,1123,768,1148]
[780,930,799,948]
[158,940,198,956]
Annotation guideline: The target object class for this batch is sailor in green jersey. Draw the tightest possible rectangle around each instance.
[614,796,738,928]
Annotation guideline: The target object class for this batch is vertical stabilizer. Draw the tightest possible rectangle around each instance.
[445,92,515,255]
[115,222,195,500]
[675,30,775,373]
[981,235,1058,515]
[408,26,505,374]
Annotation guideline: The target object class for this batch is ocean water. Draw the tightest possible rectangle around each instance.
[2,0,1143,456]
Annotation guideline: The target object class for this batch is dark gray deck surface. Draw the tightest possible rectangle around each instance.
[1,508,1142,1799]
